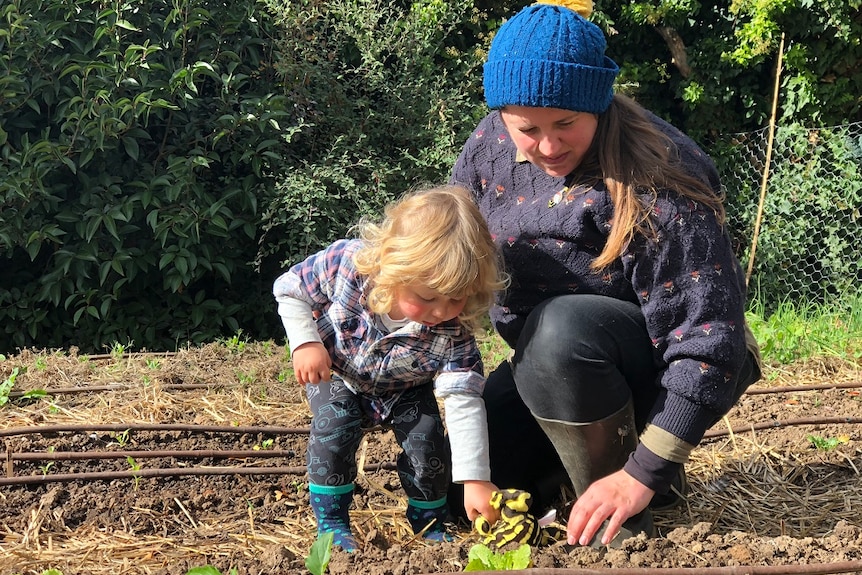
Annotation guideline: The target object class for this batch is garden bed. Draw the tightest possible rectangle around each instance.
[1,343,861,574]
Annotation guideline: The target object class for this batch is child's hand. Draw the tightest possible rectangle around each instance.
[292,342,332,385]
[463,480,501,524]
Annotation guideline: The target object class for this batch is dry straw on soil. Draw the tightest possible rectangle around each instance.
[1,344,861,574]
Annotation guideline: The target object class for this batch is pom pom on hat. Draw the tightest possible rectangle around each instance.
[483,0,619,114]
[547,0,593,18]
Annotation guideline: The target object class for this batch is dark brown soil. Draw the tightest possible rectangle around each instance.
[1,344,862,575]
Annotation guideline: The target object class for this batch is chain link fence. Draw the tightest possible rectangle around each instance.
[709,121,862,315]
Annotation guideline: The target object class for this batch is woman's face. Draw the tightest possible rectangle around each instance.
[500,106,598,178]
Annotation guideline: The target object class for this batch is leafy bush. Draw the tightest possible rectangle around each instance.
[596,0,862,140]
[0,0,291,352]
[3,0,858,353]
[257,0,489,268]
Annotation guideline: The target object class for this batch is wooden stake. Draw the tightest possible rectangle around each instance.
[746,32,786,287]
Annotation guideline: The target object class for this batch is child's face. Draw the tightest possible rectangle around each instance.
[392,283,467,326]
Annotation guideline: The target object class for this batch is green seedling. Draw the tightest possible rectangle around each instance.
[806,434,849,451]
[109,341,131,360]
[21,389,48,401]
[0,367,45,406]
[39,448,56,475]
[306,531,334,575]
[253,438,274,451]
[145,358,161,370]
[1,367,21,407]
[113,429,131,447]
[127,456,142,489]
[34,357,48,370]
[464,543,532,571]
[220,331,248,354]
[236,370,257,385]
[185,567,238,575]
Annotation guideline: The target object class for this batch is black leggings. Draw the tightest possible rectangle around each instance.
[451,294,758,516]
[306,379,450,502]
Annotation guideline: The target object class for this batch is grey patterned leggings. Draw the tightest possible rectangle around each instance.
[304,379,450,502]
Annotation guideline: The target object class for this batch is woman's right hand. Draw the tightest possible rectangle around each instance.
[291,342,332,385]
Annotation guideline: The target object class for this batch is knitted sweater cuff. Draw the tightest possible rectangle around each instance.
[649,391,718,446]
[624,446,681,494]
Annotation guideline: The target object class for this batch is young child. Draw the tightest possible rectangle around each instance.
[273,185,507,551]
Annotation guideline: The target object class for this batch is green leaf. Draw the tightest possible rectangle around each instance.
[305,532,334,575]
[115,19,139,31]
[464,543,532,571]
[122,136,139,160]
[185,567,223,575]
[465,544,494,571]
[506,544,532,569]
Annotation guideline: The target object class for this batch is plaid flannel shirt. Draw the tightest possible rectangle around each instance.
[273,238,485,421]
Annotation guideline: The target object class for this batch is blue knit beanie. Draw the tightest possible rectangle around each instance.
[483,2,619,114]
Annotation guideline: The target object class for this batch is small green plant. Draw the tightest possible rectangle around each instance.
[127,456,142,489]
[305,532,334,575]
[220,331,248,354]
[113,429,131,447]
[109,341,132,360]
[34,356,48,370]
[20,389,48,401]
[806,434,849,451]
[477,327,511,368]
[236,370,257,385]
[38,447,57,475]
[184,567,238,575]
[145,358,162,370]
[0,367,21,407]
[464,543,532,571]
[253,438,274,451]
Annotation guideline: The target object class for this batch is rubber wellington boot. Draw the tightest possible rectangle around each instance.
[406,498,453,543]
[534,399,656,549]
[308,483,358,552]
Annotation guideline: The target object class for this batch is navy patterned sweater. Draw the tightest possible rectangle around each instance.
[451,110,751,487]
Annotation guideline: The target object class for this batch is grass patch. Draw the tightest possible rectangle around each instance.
[747,296,862,365]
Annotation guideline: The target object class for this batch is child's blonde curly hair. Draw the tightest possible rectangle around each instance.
[353,185,507,333]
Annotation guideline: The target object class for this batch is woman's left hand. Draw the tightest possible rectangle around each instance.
[565,469,654,546]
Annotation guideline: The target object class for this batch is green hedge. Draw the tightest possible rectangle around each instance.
[0,0,291,352]
[0,0,489,354]
[4,0,857,353]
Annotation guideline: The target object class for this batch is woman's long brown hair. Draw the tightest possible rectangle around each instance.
[580,94,726,270]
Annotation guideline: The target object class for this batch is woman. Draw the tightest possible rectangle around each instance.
[449,0,762,548]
